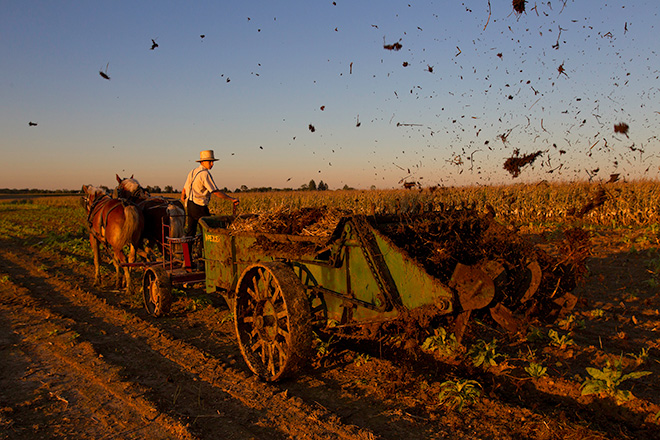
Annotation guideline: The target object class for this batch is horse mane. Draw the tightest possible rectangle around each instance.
[116,174,149,200]
[85,185,103,194]
[83,185,108,200]
[120,178,141,193]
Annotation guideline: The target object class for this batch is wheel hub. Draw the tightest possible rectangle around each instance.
[253,300,278,341]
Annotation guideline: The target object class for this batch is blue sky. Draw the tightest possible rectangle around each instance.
[2,1,658,191]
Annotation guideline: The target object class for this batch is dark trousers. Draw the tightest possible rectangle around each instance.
[185,200,210,237]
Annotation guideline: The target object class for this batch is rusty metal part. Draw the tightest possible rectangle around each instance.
[452,310,472,344]
[449,260,504,311]
[142,267,172,317]
[350,217,403,312]
[520,260,542,303]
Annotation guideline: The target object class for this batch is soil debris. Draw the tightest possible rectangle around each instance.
[384,40,403,51]
[512,0,526,14]
[503,150,543,178]
[229,206,345,237]
[614,122,630,137]
[568,186,608,218]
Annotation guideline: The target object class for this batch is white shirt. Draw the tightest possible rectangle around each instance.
[183,164,219,206]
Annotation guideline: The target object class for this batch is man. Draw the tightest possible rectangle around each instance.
[181,150,239,237]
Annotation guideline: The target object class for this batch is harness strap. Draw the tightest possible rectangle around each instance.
[87,196,123,244]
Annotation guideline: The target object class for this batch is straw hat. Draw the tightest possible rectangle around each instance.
[197,150,218,162]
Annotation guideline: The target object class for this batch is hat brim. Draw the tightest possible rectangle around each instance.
[197,158,219,162]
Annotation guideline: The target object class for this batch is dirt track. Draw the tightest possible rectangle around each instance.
[1,204,660,439]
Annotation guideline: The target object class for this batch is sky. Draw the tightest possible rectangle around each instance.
[2,0,659,191]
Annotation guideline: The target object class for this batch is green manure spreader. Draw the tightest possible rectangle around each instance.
[142,210,582,382]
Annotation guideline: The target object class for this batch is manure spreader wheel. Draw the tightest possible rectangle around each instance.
[234,262,312,381]
[142,267,172,317]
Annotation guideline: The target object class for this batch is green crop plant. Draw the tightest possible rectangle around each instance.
[580,357,652,403]
[525,362,548,378]
[557,314,585,331]
[312,333,335,358]
[421,327,461,357]
[526,326,547,343]
[467,339,502,369]
[438,379,482,412]
[548,329,574,349]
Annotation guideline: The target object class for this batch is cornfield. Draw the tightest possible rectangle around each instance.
[6,179,659,230]
[210,180,660,229]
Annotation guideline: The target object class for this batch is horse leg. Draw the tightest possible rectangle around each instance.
[128,243,136,264]
[111,249,124,290]
[90,234,101,286]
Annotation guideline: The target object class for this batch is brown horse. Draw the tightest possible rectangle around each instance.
[82,185,144,290]
[115,175,185,259]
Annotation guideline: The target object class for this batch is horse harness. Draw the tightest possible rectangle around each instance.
[87,195,124,244]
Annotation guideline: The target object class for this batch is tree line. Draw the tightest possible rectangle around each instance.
[1,180,353,195]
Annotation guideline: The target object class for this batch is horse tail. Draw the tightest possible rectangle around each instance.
[167,204,185,239]
[119,204,143,248]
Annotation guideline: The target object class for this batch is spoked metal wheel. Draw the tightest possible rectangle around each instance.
[234,262,312,381]
[142,267,172,317]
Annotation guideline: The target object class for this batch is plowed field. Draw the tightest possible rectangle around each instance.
[1,199,659,439]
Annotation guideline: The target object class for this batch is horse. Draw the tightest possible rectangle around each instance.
[81,185,144,290]
[115,175,185,260]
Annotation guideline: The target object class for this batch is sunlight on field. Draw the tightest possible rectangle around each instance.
[209,180,660,229]
[2,180,659,231]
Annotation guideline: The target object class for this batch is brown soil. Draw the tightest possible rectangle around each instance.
[1,207,659,439]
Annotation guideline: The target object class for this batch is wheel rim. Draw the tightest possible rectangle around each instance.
[235,263,311,381]
[142,267,171,317]
[143,269,157,315]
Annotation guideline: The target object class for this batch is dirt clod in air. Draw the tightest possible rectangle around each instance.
[512,0,526,14]
[614,122,629,136]
[384,41,403,51]
[569,186,608,218]
[503,150,543,178]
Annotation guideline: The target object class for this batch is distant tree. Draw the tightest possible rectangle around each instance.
[146,185,161,193]
[308,179,317,191]
[342,184,354,191]
[370,185,377,190]
[299,183,308,191]
[317,180,328,191]
[240,184,249,192]
[163,185,173,193]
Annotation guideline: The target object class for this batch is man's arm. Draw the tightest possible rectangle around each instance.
[212,190,239,206]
